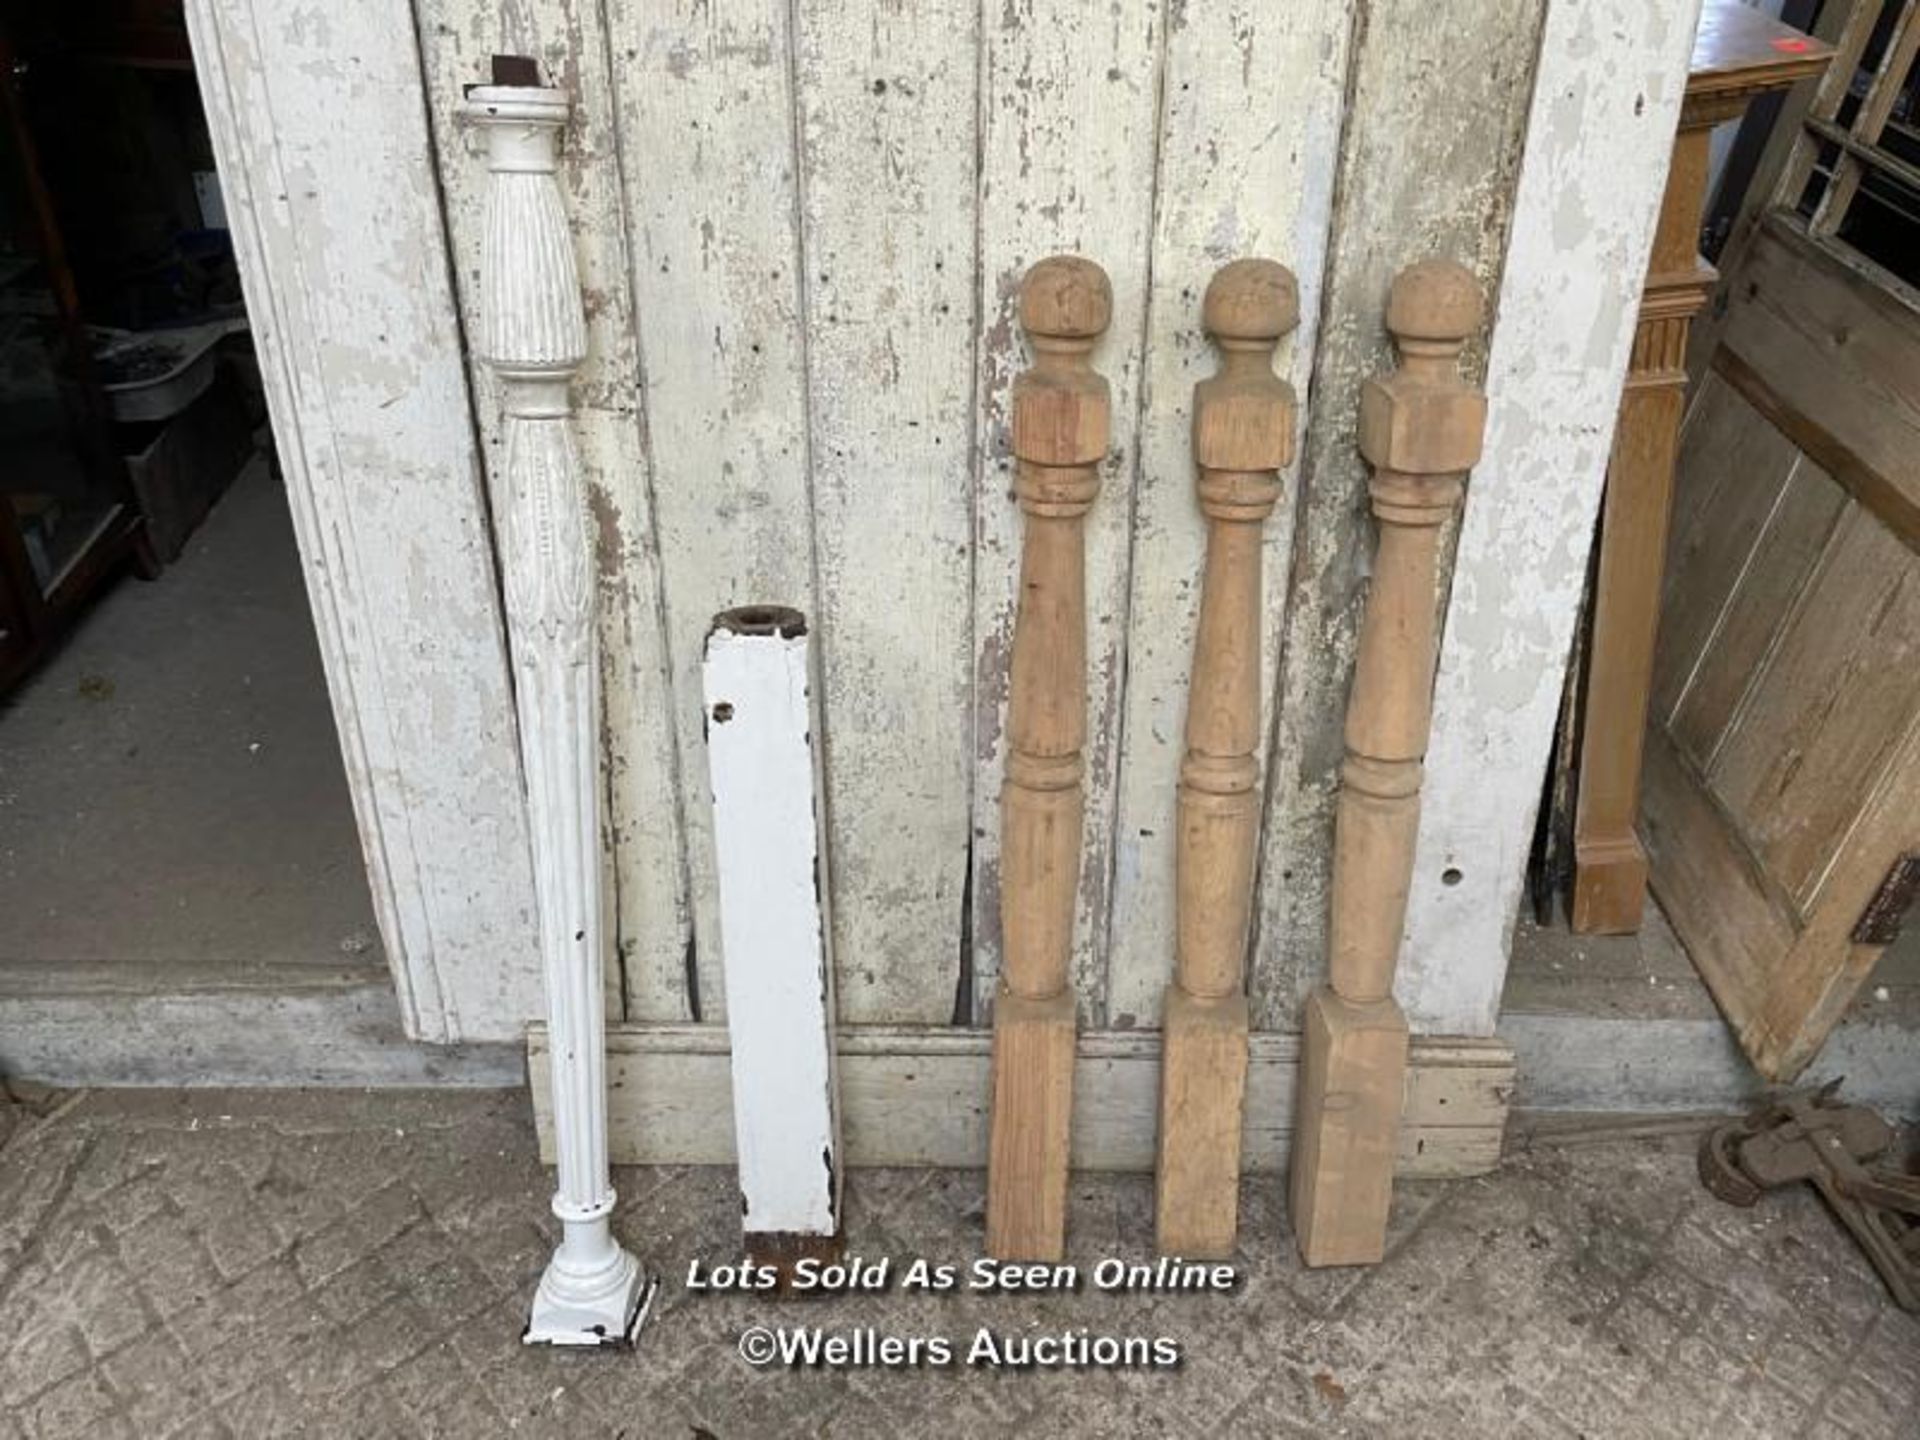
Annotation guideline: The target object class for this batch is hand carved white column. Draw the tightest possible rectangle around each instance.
[467,75,652,1348]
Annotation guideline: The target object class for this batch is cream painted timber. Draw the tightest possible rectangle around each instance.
[1249,0,1547,1032]
[605,0,817,1024]
[183,0,542,1042]
[413,0,692,1023]
[1403,0,1708,1036]
[791,0,980,1024]
[970,0,1164,1027]
[530,1025,1512,1177]
[1103,0,1351,1032]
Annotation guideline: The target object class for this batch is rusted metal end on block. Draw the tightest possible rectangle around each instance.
[491,54,542,87]
[711,605,809,640]
[746,1230,849,1295]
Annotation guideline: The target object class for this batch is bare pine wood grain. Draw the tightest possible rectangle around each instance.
[1156,260,1298,1258]
[1292,262,1486,1267]
[1717,220,1920,550]
[1708,509,1920,905]
[1651,373,1800,729]
[985,256,1113,1262]
[1667,457,1846,764]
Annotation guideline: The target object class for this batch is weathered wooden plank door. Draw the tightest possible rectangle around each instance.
[186,0,544,1043]
[414,0,1370,1033]
[1646,214,1920,1080]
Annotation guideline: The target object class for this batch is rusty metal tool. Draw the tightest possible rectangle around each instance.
[1699,1082,1920,1311]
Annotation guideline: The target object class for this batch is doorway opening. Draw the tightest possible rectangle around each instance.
[0,3,434,1083]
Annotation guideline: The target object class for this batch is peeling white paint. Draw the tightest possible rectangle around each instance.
[704,618,842,1237]
[186,0,543,1043]
[1402,0,1706,1036]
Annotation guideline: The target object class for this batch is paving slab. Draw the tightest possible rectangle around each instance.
[0,1088,1913,1438]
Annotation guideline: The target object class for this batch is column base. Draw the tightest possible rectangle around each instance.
[1155,988,1249,1259]
[1571,834,1649,934]
[1289,988,1409,1268]
[525,1242,656,1348]
[985,985,1076,1261]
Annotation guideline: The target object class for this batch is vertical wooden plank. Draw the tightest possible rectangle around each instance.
[414,0,692,1021]
[1669,458,1846,761]
[1707,510,1920,903]
[186,0,544,1041]
[1403,0,1707,1036]
[1102,1,1352,1032]
[1651,372,1799,726]
[792,0,978,1024]
[970,0,1166,1027]
[605,0,816,1020]
[1250,0,1547,1032]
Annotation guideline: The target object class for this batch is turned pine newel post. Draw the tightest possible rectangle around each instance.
[467,69,652,1346]
[1156,260,1298,1259]
[986,256,1112,1262]
[1290,261,1486,1268]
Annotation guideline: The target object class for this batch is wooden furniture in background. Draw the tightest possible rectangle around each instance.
[1290,262,1485,1267]
[986,256,1112,1262]
[1155,259,1298,1259]
[1569,0,1831,933]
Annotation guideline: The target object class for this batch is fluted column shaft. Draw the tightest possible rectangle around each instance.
[468,79,646,1346]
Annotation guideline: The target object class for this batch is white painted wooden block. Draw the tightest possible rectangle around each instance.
[703,609,843,1251]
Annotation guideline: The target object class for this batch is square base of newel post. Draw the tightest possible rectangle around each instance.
[1155,988,1249,1259]
[525,1252,656,1348]
[1571,834,1650,934]
[986,984,1076,1261]
[1289,988,1410,1268]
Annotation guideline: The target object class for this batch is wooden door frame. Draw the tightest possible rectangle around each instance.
[182,0,542,1043]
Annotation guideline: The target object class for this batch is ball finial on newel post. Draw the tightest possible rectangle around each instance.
[1385,258,1483,346]
[1018,255,1113,347]
[1202,257,1299,345]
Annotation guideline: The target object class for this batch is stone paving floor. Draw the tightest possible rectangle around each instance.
[0,1088,1914,1438]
